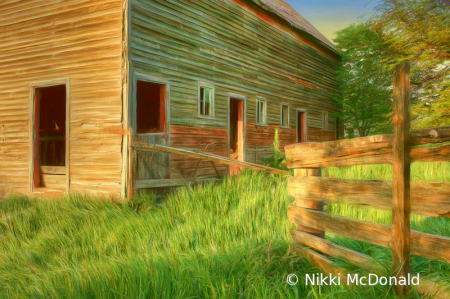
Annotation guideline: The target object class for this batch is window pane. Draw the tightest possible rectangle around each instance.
[200,87,205,115]
[282,105,288,127]
[200,87,213,116]
[322,112,328,130]
[260,102,264,123]
[262,102,266,124]
[257,100,267,124]
[256,102,260,123]
[204,88,211,116]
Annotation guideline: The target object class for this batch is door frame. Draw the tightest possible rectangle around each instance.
[296,109,307,143]
[227,94,246,162]
[29,78,70,193]
[127,72,171,185]
[130,72,170,140]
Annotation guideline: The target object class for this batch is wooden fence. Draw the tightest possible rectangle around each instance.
[286,62,450,297]
[126,137,288,198]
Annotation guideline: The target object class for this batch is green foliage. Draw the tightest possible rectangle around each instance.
[263,129,288,170]
[372,0,450,129]
[333,22,394,136]
[334,0,450,132]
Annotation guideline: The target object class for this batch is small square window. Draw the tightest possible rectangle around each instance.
[322,111,329,130]
[256,99,267,125]
[199,86,214,117]
[281,104,289,127]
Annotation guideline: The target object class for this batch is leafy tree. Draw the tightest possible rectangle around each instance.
[372,0,450,128]
[333,23,394,136]
[334,0,449,134]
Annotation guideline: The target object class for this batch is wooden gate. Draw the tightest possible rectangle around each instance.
[286,62,450,297]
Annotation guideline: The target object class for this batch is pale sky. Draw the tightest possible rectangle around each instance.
[284,0,378,43]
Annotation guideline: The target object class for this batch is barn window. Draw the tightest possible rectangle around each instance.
[281,104,289,127]
[322,111,329,130]
[256,99,267,125]
[136,80,166,134]
[199,86,214,117]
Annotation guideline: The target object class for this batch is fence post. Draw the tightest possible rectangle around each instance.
[392,62,411,296]
[294,151,324,238]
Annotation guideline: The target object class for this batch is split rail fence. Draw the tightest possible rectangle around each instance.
[286,62,450,297]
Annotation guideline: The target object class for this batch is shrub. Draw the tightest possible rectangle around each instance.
[263,129,288,170]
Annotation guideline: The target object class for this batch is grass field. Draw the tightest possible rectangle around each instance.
[0,163,449,298]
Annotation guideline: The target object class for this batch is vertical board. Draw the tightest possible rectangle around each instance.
[391,62,411,296]
[135,134,169,179]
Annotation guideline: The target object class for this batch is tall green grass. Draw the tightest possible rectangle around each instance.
[0,165,448,298]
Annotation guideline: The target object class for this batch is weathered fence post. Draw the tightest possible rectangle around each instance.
[293,142,324,238]
[392,62,411,296]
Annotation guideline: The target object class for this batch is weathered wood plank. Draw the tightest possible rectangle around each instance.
[291,230,380,272]
[132,142,288,175]
[288,177,450,217]
[288,205,450,263]
[40,166,66,175]
[411,126,450,145]
[391,62,411,295]
[416,279,450,299]
[135,178,220,189]
[288,244,345,276]
[286,125,450,158]
[127,133,134,200]
[289,205,391,248]
[39,174,67,190]
[286,143,450,168]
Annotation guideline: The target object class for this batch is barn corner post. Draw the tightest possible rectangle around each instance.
[127,129,135,200]
[391,61,411,296]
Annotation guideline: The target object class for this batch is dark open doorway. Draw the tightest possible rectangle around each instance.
[229,98,244,175]
[297,110,306,143]
[134,79,169,182]
[33,85,67,189]
[136,81,166,134]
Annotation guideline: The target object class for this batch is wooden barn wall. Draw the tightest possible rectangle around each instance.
[0,0,124,196]
[129,0,340,176]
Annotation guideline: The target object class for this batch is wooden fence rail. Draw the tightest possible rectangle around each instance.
[286,62,450,298]
[125,136,289,198]
[288,177,450,217]
[285,126,450,168]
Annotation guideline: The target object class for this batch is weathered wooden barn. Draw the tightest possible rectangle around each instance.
[0,0,341,198]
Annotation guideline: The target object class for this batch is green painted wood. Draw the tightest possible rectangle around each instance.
[128,0,340,179]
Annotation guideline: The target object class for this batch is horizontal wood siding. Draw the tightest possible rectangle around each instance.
[307,127,336,143]
[169,125,228,178]
[128,0,339,175]
[0,0,124,196]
